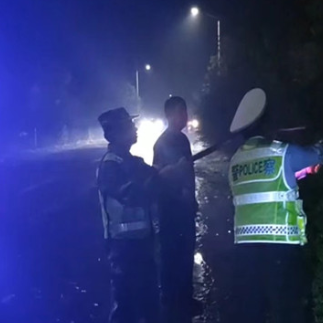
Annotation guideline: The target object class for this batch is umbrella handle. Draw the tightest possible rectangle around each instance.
[192,138,233,162]
[191,88,265,162]
[192,143,219,162]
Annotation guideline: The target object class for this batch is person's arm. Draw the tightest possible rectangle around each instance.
[182,135,198,211]
[152,133,196,201]
[287,143,323,173]
[153,140,185,179]
[98,161,126,200]
[153,140,168,169]
[122,157,192,202]
[98,158,158,207]
[153,143,161,168]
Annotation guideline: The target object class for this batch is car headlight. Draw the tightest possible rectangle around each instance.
[191,119,199,129]
[131,118,166,165]
[188,119,199,130]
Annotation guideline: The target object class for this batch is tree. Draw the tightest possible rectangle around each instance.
[198,0,323,143]
[198,1,323,321]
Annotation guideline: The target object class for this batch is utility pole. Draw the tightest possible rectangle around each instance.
[34,127,38,149]
[135,70,139,98]
[217,20,221,75]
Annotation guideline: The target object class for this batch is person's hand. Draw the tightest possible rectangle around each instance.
[309,164,321,174]
[158,157,194,182]
[175,157,193,175]
[314,140,323,157]
[295,164,321,180]
[164,157,193,180]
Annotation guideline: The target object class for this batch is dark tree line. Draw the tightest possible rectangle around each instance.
[197,1,323,320]
[199,0,323,142]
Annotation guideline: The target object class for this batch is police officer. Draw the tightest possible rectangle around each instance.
[229,111,323,323]
[97,107,189,323]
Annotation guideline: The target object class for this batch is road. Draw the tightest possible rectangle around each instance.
[0,144,235,323]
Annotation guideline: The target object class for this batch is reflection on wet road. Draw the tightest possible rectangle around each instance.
[193,153,234,323]
[0,145,235,323]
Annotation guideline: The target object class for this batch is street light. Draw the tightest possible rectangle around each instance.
[135,64,152,114]
[190,6,221,74]
[190,7,199,17]
[135,64,151,99]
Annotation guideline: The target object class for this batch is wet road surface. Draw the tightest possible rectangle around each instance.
[0,146,235,323]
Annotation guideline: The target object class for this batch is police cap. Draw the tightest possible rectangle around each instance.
[98,107,138,132]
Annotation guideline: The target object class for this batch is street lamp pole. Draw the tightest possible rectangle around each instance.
[217,19,221,74]
[135,69,140,98]
[205,12,221,74]
[191,7,221,74]
[135,64,151,99]
[135,64,151,114]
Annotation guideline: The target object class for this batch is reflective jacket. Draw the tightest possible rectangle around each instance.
[229,137,307,245]
[97,150,156,240]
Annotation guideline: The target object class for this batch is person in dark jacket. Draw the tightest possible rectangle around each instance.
[153,97,201,323]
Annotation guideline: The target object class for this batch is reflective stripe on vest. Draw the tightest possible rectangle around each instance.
[102,191,151,240]
[233,190,299,206]
[110,221,150,235]
[235,224,299,237]
[97,151,151,239]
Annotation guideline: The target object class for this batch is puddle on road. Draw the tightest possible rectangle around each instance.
[193,209,219,323]
[193,157,233,323]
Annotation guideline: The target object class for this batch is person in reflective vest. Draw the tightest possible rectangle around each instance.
[229,121,323,323]
[97,107,190,323]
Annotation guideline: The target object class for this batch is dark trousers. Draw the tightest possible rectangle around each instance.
[233,244,311,323]
[108,239,160,323]
[159,214,196,323]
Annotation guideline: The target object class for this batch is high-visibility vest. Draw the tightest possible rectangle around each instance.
[229,137,307,245]
[97,152,152,239]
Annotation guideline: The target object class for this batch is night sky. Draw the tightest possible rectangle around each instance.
[0,0,297,141]
[0,0,223,135]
